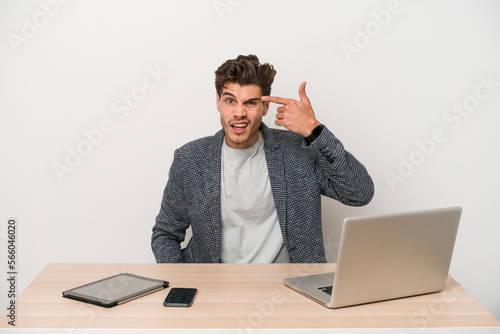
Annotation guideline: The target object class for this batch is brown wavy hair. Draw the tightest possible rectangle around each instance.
[215,55,277,97]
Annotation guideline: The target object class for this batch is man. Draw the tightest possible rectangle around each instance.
[151,54,374,263]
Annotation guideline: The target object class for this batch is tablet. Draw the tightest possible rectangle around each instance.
[62,273,169,307]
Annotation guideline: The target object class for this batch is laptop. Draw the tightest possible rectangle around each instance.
[283,206,462,308]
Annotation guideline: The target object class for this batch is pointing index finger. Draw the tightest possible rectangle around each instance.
[261,95,290,105]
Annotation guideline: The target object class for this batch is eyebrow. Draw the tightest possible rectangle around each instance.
[221,92,236,98]
[221,92,261,104]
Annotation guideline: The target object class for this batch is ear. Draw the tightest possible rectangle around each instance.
[262,101,270,117]
[216,93,220,111]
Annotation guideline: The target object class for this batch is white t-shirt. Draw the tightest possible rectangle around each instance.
[220,133,290,263]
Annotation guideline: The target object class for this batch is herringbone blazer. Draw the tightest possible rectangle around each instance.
[152,123,374,263]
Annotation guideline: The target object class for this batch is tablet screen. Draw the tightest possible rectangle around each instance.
[63,273,168,307]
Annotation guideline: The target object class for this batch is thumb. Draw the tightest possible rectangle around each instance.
[298,81,310,103]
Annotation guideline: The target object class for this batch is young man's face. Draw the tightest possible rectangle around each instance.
[217,82,269,149]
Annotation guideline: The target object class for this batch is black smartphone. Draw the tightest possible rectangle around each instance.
[163,288,198,307]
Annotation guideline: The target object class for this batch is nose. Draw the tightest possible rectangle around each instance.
[233,104,247,118]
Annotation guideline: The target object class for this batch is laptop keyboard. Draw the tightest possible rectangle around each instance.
[317,285,333,295]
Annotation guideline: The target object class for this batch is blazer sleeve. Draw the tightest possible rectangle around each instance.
[151,149,190,263]
[304,125,375,206]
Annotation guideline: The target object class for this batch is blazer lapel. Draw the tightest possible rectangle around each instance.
[203,130,224,262]
[261,125,288,242]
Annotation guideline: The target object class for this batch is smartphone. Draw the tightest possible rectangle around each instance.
[163,288,197,307]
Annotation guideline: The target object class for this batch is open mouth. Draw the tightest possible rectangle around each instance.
[231,123,248,133]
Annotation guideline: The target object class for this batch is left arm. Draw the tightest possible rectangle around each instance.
[304,125,374,206]
[262,82,374,206]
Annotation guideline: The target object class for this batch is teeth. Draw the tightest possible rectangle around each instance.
[233,124,247,128]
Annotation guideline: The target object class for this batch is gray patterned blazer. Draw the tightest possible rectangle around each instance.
[152,123,374,263]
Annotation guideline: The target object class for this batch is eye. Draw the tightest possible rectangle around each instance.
[226,98,235,104]
[246,100,260,107]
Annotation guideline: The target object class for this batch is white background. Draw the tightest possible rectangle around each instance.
[1,0,499,323]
